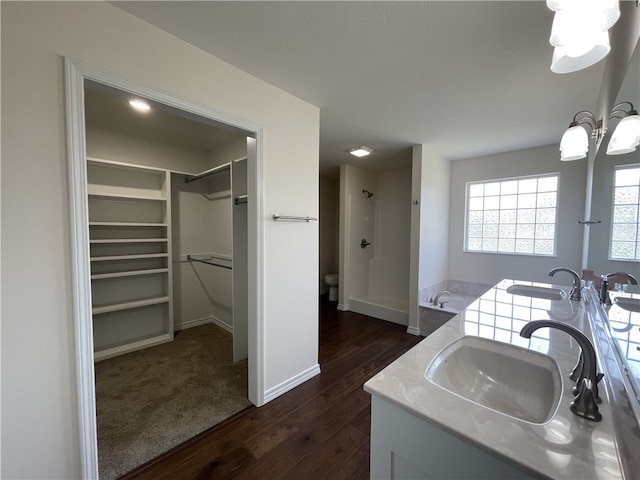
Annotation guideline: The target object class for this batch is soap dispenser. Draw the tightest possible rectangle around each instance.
[600,276,611,305]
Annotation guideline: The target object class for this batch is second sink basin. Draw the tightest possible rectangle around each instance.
[425,336,562,424]
[506,284,567,300]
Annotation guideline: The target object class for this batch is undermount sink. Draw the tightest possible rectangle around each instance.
[614,296,640,313]
[425,336,562,424]
[506,284,567,301]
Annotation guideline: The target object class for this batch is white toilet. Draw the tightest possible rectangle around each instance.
[324,273,339,301]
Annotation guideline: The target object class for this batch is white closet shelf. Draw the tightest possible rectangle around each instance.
[87,156,169,173]
[91,268,169,280]
[88,157,174,360]
[90,238,168,244]
[90,253,168,262]
[88,192,167,202]
[89,222,168,227]
[93,296,170,315]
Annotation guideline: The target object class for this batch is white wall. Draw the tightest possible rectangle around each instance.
[409,145,450,331]
[87,126,212,173]
[319,176,339,294]
[339,164,411,309]
[209,136,248,166]
[448,144,587,286]
[172,175,234,330]
[1,2,319,478]
[369,169,411,302]
[339,164,376,306]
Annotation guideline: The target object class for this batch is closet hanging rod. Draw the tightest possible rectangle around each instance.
[273,214,318,223]
[184,162,230,184]
[187,254,232,270]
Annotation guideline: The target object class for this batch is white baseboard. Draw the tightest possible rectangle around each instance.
[174,315,233,334]
[406,326,421,336]
[337,303,349,311]
[211,315,233,334]
[263,364,321,403]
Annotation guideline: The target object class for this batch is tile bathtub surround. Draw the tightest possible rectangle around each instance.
[365,279,636,480]
[420,280,492,306]
[446,279,492,297]
[420,281,447,305]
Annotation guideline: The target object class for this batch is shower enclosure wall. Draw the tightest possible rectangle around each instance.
[339,164,411,324]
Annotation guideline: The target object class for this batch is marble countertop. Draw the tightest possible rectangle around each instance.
[364,278,633,480]
[603,289,640,388]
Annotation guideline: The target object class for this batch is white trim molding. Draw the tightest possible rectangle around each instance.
[406,326,421,336]
[65,58,100,480]
[263,364,321,404]
[172,315,234,334]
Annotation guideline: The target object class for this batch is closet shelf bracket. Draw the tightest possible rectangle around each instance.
[234,195,248,205]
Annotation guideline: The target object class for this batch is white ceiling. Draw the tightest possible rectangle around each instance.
[84,81,246,151]
[110,1,608,175]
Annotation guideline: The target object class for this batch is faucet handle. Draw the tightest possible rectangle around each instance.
[570,355,604,403]
[569,351,584,382]
[570,378,602,422]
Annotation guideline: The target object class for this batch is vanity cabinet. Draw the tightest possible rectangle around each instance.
[87,158,173,360]
[370,396,536,480]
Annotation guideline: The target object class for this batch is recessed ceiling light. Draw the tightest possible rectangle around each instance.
[129,99,151,112]
[348,146,373,157]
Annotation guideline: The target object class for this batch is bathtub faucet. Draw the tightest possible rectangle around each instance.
[431,291,450,306]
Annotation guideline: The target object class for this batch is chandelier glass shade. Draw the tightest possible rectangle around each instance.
[607,113,640,155]
[560,125,590,161]
[547,0,619,74]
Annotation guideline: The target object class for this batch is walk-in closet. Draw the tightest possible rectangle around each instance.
[84,81,252,478]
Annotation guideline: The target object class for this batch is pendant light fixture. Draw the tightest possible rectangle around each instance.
[547,0,620,74]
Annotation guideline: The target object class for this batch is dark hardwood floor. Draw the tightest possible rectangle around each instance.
[121,296,423,480]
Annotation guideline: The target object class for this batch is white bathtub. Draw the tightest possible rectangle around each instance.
[349,296,409,326]
[421,293,478,314]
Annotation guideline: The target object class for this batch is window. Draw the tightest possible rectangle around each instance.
[610,164,640,261]
[465,173,559,256]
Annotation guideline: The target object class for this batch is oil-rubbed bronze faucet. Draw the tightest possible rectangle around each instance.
[548,267,582,301]
[520,320,603,422]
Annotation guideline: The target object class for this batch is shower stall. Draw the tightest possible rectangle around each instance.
[339,165,411,325]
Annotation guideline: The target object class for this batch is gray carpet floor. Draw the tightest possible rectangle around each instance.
[95,323,251,479]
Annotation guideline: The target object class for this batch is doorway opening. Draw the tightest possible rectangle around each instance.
[65,59,264,478]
